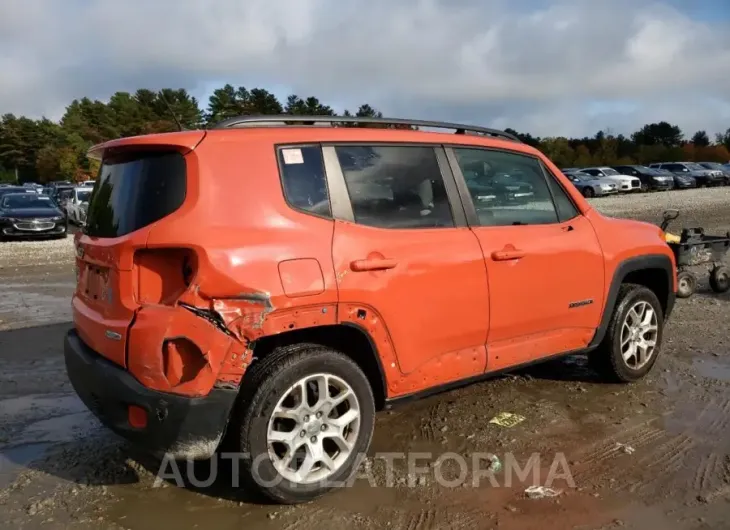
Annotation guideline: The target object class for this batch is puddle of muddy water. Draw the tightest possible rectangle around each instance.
[0,442,53,489]
[0,289,72,328]
[693,357,730,382]
[0,394,82,419]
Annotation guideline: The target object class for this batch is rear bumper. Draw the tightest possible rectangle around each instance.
[64,329,238,460]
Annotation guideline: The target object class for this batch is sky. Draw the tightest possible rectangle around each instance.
[1,0,730,138]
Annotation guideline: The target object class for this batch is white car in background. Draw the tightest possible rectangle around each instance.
[66,186,93,226]
[577,167,642,192]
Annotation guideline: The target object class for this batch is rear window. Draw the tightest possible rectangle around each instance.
[85,150,186,238]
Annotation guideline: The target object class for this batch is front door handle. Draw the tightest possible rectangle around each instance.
[350,258,398,272]
[491,248,525,261]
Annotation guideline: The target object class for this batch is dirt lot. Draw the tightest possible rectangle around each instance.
[1,188,730,530]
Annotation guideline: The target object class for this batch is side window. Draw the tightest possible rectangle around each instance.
[277,146,331,217]
[453,148,559,227]
[334,145,454,229]
[583,169,600,177]
[543,165,579,222]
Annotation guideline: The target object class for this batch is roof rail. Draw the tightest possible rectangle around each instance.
[210,115,520,142]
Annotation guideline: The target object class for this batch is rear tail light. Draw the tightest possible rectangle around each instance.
[133,248,197,305]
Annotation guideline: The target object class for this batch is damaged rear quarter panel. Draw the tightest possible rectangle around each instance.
[135,137,339,394]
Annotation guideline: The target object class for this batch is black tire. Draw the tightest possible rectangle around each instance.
[677,270,697,299]
[233,344,375,504]
[582,186,595,198]
[640,183,650,193]
[710,265,730,293]
[589,284,664,383]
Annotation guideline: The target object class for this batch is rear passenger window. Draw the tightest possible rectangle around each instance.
[278,146,331,217]
[335,145,454,229]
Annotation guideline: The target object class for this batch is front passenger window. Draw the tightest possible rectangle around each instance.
[453,148,561,226]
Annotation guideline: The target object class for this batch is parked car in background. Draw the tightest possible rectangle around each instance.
[81,180,96,187]
[51,186,75,214]
[612,165,674,191]
[697,162,730,185]
[564,171,618,197]
[576,167,641,192]
[66,187,93,226]
[650,162,724,187]
[0,186,26,198]
[0,192,68,240]
[21,183,43,194]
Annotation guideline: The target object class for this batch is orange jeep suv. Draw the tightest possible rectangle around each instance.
[64,116,676,504]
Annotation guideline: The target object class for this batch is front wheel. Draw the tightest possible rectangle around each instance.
[589,284,664,383]
[710,265,730,293]
[582,186,595,198]
[233,345,375,504]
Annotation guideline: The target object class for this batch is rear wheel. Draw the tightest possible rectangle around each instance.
[589,284,664,383]
[710,265,730,293]
[233,344,375,504]
[582,186,595,198]
[677,271,697,299]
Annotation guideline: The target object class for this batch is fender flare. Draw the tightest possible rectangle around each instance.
[588,253,675,349]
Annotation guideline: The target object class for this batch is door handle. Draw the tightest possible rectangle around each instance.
[350,258,398,272]
[491,249,525,261]
[561,225,574,232]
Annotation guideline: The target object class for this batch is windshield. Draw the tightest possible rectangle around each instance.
[700,162,721,169]
[686,163,704,171]
[571,173,591,181]
[1,194,55,210]
[77,190,92,202]
[602,168,620,176]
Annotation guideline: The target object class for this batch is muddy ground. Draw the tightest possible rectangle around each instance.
[1,188,729,529]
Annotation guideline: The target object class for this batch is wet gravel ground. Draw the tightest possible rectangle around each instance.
[1,189,730,529]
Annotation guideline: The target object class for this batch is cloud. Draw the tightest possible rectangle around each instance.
[1,0,729,137]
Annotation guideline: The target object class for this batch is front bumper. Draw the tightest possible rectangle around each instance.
[651,180,674,190]
[2,222,67,237]
[595,187,618,196]
[674,180,696,189]
[64,329,238,459]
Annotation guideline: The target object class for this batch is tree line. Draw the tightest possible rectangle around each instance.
[1,84,729,183]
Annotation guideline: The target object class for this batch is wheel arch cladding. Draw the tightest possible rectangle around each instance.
[249,323,388,410]
[590,254,675,349]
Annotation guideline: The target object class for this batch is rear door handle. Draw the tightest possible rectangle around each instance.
[350,258,398,272]
[491,249,525,261]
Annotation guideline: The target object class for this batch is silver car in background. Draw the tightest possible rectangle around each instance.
[563,170,618,198]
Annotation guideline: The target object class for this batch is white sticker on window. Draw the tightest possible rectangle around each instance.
[282,148,304,165]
